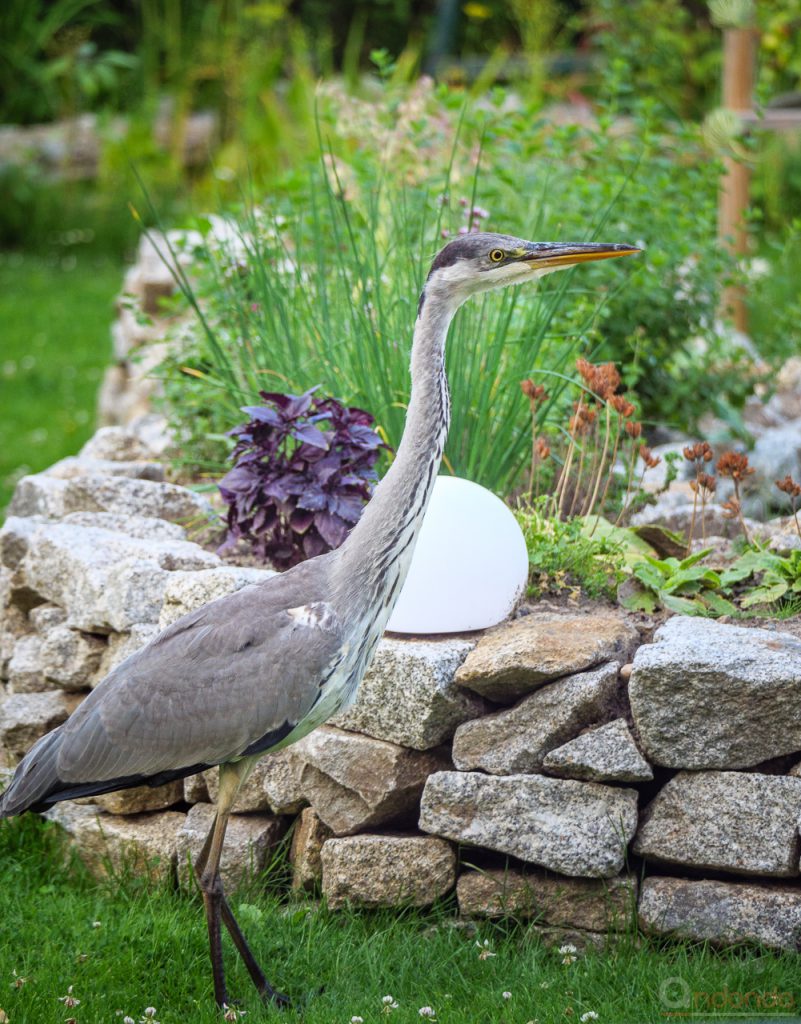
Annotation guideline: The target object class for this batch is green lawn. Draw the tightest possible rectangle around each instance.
[1,815,799,1024]
[0,250,123,512]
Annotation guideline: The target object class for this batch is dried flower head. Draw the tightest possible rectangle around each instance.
[520,379,548,409]
[639,445,662,470]
[535,437,551,460]
[10,970,26,989]
[576,358,620,400]
[683,441,714,463]
[58,987,80,1009]
[776,474,801,498]
[717,450,755,481]
[625,421,642,439]
[721,497,741,519]
[610,395,635,417]
[569,402,597,434]
[690,471,716,496]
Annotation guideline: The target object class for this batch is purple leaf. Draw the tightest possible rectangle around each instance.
[314,511,349,548]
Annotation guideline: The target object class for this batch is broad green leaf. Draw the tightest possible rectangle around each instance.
[632,562,666,591]
[704,592,738,616]
[677,548,714,570]
[661,592,705,615]
[618,584,658,614]
[580,516,656,568]
[741,582,789,608]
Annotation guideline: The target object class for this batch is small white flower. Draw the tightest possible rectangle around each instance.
[502,991,512,1000]
[558,942,578,965]
[124,1018,135,1024]
[381,994,399,1012]
[475,939,496,960]
[140,1010,159,1024]
[539,981,551,989]
[92,920,102,928]
[418,1009,437,1020]
[351,1017,364,1023]
[580,1013,599,1022]
[58,986,80,1009]
[223,1005,247,1022]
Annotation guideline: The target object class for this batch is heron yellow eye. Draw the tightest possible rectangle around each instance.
[489,249,505,263]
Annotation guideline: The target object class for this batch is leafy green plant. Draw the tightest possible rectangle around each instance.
[514,501,628,600]
[721,548,801,611]
[619,549,735,616]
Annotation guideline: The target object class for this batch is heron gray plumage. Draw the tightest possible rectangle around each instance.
[0,231,639,1007]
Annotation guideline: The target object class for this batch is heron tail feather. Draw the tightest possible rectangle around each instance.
[0,728,64,818]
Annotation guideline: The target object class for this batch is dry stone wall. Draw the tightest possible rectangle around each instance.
[3,438,801,953]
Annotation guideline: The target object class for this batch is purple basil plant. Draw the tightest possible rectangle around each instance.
[218,386,388,570]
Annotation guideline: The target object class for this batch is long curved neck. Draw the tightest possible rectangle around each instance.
[332,290,459,615]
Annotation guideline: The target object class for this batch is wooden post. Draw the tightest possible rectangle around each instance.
[718,26,756,333]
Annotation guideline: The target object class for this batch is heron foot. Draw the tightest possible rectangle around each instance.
[258,984,291,1010]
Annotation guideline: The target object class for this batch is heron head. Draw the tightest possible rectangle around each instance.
[420,231,641,314]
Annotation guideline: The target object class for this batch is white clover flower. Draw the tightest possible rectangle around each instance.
[124,1017,135,1024]
[558,942,578,965]
[58,986,80,1008]
[223,1005,247,1021]
[350,1017,364,1023]
[580,1013,599,1022]
[502,990,512,1000]
[475,939,496,960]
[92,920,102,928]
[381,994,399,1012]
[140,1010,159,1024]
[418,1008,437,1020]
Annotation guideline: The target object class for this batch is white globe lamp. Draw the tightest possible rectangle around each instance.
[386,475,529,634]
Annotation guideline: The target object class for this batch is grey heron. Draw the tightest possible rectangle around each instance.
[0,232,639,1008]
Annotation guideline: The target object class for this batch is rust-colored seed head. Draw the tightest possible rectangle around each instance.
[717,451,755,481]
[639,445,662,469]
[625,421,642,439]
[699,472,716,493]
[776,474,801,498]
[535,437,551,459]
[610,394,635,417]
[721,497,741,519]
[683,441,714,464]
[520,379,547,403]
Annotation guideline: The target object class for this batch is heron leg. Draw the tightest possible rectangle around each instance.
[197,804,232,1008]
[194,760,289,1009]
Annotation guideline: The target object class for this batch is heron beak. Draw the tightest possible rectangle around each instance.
[520,242,642,269]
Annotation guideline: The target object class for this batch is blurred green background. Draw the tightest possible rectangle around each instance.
[2,0,801,508]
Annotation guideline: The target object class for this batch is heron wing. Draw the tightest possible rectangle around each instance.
[54,555,345,785]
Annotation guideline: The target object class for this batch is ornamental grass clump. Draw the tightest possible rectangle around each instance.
[219,387,386,569]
